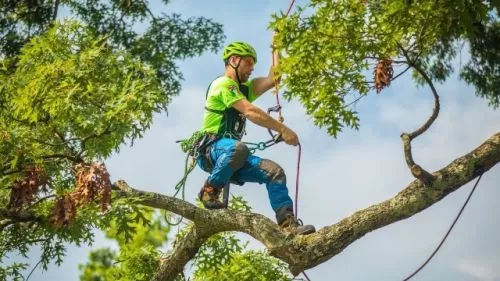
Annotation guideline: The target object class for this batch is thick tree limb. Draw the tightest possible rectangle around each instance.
[114,132,500,279]
[153,226,211,281]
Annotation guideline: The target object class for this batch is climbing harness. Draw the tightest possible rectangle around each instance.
[169,133,218,225]
[402,174,483,280]
[205,80,250,140]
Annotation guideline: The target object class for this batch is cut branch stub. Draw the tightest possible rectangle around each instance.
[374,59,394,94]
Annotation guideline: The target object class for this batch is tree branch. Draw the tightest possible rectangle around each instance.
[397,43,440,183]
[114,132,500,279]
[42,153,82,163]
[406,64,441,140]
[391,65,411,82]
[52,0,60,21]
[152,226,210,281]
[77,126,112,158]
[0,209,40,231]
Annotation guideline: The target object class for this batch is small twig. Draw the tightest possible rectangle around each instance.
[144,0,158,21]
[28,194,57,210]
[391,65,411,82]
[0,168,24,176]
[29,138,62,147]
[53,130,85,163]
[42,154,82,163]
[397,43,440,140]
[344,94,366,108]
[77,126,111,158]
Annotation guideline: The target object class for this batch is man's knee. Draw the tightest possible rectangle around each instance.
[228,141,249,170]
[260,159,286,184]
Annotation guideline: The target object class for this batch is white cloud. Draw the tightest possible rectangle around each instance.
[457,258,500,281]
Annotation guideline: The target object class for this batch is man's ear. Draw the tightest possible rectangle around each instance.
[228,56,241,67]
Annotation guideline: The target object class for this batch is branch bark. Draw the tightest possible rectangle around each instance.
[397,44,440,184]
[113,132,500,280]
[52,0,60,21]
[0,208,40,231]
[152,226,210,281]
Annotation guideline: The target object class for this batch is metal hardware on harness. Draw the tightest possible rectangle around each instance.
[245,135,282,154]
[267,104,284,140]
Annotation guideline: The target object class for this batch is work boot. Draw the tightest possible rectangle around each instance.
[276,205,316,235]
[198,180,225,209]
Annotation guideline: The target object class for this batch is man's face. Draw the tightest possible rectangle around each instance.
[232,56,254,82]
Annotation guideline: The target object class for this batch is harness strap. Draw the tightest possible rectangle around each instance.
[204,106,225,115]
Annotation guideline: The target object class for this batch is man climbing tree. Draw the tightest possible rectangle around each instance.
[1,0,499,280]
[193,39,315,235]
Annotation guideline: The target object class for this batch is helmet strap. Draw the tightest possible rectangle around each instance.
[229,57,243,84]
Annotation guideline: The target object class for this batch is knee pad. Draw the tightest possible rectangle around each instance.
[260,159,286,184]
[228,141,249,170]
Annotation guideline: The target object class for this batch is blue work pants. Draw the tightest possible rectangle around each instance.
[196,138,293,211]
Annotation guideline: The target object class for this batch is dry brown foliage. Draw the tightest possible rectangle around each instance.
[49,195,76,228]
[73,162,112,212]
[49,162,112,228]
[8,167,48,209]
[374,59,394,93]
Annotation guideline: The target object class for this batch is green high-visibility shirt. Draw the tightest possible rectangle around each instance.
[201,76,259,135]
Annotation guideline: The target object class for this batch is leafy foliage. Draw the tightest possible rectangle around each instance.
[0,263,26,281]
[0,0,224,278]
[184,196,294,281]
[79,206,169,281]
[271,0,499,136]
[79,196,295,281]
[195,251,295,281]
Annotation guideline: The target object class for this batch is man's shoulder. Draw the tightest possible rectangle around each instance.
[210,76,241,97]
[212,76,238,91]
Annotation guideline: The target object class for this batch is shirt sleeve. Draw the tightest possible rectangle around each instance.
[244,79,258,103]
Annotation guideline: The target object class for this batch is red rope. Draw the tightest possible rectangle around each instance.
[285,0,296,16]
[294,143,301,216]
[274,2,312,281]
[302,270,312,281]
[271,0,300,215]
[272,0,296,121]
[271,1,310,279]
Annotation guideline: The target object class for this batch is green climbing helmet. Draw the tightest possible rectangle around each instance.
[222,41,257,64]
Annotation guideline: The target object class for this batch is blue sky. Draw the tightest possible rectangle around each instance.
[16,1,500,280]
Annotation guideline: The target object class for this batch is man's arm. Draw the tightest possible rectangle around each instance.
[252,39,280,96]
[232,98,298,145]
